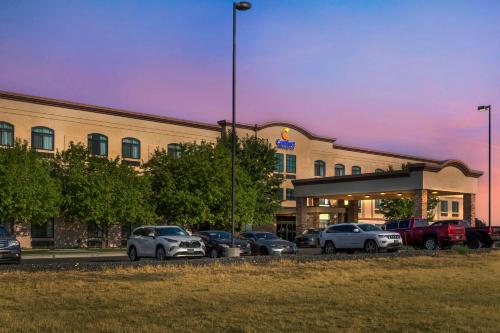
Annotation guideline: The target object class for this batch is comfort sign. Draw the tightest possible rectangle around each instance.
[276,128,296,150]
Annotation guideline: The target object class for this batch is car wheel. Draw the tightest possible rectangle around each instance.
[128,246,139,262]
[467,237,482,249]
[423,236,438,250]
[156,246,166,261]
[209,248,219,259]
[324,241,336,255]
[364,240,378,254]
[259,246,269,256]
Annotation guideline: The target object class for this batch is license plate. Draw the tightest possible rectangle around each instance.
[187,248,194,253]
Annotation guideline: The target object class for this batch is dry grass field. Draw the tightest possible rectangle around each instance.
[0,252,499,333]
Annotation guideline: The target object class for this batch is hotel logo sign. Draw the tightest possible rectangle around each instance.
[276,127,296,150]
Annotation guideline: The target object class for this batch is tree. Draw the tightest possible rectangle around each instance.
[52,143,156,229]
[379,195,439,221]
[0,141,61,225]
[145,134,282,230]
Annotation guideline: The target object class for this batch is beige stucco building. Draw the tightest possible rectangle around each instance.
[0,91,482,248]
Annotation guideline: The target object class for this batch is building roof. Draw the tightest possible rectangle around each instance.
[0,90,458,164]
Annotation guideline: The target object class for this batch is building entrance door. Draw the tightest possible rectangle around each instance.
[276,215,296,241]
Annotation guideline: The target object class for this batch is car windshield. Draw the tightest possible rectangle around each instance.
[358,224,381,232]
[0,226,10,237]
[254,233,279,240]
[156,227,188,237]
[206,231,231,239]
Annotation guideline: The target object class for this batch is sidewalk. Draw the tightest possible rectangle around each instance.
[22,248,127,260]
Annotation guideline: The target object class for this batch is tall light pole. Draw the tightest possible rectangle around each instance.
[231,1,251,248]
[478,105,492,227]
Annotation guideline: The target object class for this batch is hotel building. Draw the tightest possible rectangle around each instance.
[0,91,482,248]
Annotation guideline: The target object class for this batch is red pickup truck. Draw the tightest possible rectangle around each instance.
[383,218,466,250]
[431,220,500,249]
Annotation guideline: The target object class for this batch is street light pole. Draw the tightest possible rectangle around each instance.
[231,2,251,247]
[478,105,492,227]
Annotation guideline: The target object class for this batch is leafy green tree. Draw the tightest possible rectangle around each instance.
[52,143,156,228]
[145,134,282,230]
[0,141,61,225]
[380,195,439,221]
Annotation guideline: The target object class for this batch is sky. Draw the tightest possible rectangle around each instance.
[0,0,499,224]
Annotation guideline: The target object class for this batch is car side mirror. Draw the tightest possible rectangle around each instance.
[353,229,360,233]
[148,231,155,238]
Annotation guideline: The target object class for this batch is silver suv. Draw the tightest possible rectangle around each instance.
[320,223,402,254]
[127,226,205,261]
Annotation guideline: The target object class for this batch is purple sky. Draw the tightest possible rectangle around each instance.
[1,0,499,223]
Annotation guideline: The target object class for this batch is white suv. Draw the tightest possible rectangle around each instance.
[127,225,205,261]
[320,223,402,254]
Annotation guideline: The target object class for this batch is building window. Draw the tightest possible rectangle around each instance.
[440,201,449,216]
[167,143,181,159]
[314,160,325,177]
[87,222,104,238]
[274,187,284,201]
[352,166,361,175]
[274,153,284,173]
[357,200,362,213]
[286,154,296,174]
[31,127,54,151]
[0,122,14,146]
[88,133,108,156]
[122,137,141,159]
[375,199,382,213]
[452,201,459,217]
[375,168,384,173]
[335,164,345,176]
[31,220,54,238]
[285,188,295,200]
[319,198,329,206]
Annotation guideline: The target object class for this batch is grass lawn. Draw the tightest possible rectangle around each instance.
[1,252,499,333]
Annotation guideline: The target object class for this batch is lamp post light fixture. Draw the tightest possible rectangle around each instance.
[231,2,252,249]
[478,105,492,227]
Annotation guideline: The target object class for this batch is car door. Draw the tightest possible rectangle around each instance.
[132,227,147,257]
[349,225,365,248]
[325,225,347,248]
[141,227,156,257]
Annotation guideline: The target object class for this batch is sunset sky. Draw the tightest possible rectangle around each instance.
[1,0,499,223]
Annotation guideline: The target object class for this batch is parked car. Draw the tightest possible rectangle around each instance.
[127,225,205,261]
[0,225,21,264]
[197,230,251,258]
[320,223,402,254]
[383,218,466,250]
[295,229,321,248]
[431,220,500,249]
[240,231,298,256]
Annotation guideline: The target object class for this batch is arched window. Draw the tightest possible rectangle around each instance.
[167,143,181,159]
[122,137,140,159]
[0,122,14,146]
[375,168,384,173]
[314,160,325,177]
[334,164,345,176]
[88,133,108,156]
[352,166,361,175]
[31,127,54,151]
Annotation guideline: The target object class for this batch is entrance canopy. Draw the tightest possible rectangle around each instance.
[292,160,482,200]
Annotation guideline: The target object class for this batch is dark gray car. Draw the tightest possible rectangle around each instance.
[0,225,21,264]
[241,231,298,256]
